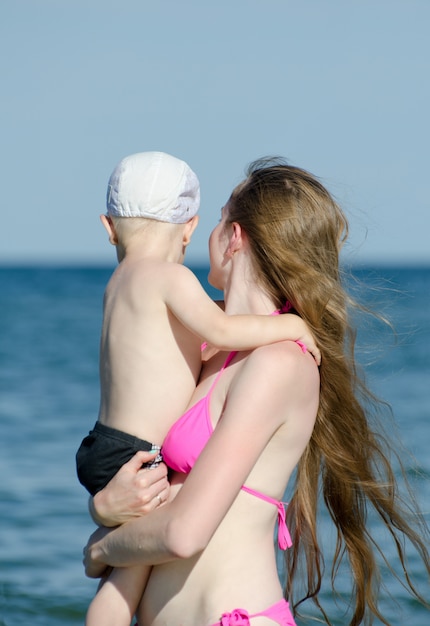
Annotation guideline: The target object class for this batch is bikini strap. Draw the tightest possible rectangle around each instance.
[241,485,292,549]
[206,351,237,398]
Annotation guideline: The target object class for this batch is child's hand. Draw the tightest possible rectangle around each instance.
[283,313,321,366]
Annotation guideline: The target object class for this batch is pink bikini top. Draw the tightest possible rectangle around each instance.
[162,350,293,550]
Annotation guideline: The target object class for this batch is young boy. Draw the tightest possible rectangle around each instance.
[76,151,319,626]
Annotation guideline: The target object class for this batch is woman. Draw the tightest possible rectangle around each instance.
[84,159,429,625]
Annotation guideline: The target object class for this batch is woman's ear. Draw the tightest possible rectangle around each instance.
[100,214,118,245]
[227,222,244,256]
[183,215,199,246]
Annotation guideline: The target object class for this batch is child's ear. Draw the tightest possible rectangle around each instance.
[183,215,199,246]
[100,214,118,245]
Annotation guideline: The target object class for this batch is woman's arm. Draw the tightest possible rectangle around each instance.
[84,342,319,574]
[162,265,320,364]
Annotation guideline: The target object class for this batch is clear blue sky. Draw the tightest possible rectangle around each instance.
[1,0,429,267]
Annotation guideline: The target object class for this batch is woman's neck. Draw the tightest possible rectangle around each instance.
[219,234,277,316]
[223,273,276,316]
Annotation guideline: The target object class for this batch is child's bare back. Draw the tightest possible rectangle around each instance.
[99,256,202,444]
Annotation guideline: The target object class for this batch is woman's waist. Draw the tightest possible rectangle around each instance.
[140,557,282,626]
[142,546,281,603]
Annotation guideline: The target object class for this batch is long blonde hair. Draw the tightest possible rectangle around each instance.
[227,158,429,625]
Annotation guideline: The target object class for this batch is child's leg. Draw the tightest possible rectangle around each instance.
[85,565,151,626]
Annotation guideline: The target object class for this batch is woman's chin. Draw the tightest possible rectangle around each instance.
[207,271,223,292]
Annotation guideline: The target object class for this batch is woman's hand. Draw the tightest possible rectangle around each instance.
[90,450,170,527]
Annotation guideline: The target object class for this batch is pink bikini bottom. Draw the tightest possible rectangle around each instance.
[210,599,296,626]
[135,599,295,626]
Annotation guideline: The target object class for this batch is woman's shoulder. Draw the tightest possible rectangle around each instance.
[247,339,319,380]
[243,340,319,405]
[228,341,319,437]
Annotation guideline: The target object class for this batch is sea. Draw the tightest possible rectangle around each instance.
[0,264,429,626]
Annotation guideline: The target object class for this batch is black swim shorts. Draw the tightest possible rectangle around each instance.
[76,421,161,496]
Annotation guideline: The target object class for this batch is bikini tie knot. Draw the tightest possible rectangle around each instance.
[277,502,293,549]
[279,301,293,314]
[220,608,250,625]
[271,301,292,316]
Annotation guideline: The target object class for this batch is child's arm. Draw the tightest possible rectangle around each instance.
[163,265,321,365]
